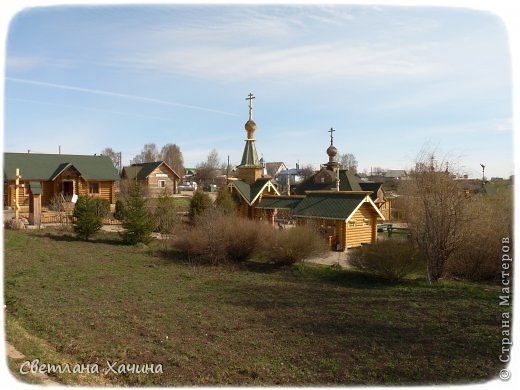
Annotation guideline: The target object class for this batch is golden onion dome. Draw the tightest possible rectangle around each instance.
[245,119,256,139]
[326,144,337,157]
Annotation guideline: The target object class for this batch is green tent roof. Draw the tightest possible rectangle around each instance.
[292,192,370,220]
[238,140,262,168]
[4,153,119,181]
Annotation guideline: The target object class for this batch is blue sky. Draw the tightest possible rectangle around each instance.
[3,4,514,178]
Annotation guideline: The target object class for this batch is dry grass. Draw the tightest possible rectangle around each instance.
[4,228,506,385]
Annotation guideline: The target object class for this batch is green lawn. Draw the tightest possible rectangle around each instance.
[4,229,505,385]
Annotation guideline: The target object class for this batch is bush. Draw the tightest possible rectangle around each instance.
[72,195,107,240]
[348,239,425,281]
[120,185,155,245]
[114,199,125,220]
[215,187,237,215]
[189,190,212,222]
[259,225,326,266]
[152,191,181,234]
[445,193,512,281]
[91,197,110,218]
[175,210,270,265]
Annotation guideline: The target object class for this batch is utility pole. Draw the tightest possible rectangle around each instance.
[226,155,230,184]
[480,164,486,188]
[59,145,61,155]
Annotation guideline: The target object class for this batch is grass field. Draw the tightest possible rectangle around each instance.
[4,229,505,385]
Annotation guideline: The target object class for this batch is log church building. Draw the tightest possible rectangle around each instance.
[228,93,386,251]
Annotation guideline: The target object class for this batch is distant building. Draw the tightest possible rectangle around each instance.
[121,161,181,196]
[265,162,287,178]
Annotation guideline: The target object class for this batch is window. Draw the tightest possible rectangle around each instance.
[89,182,99,194]
[348,220,356,228]
[158,180,166,188]
[363,218,370,226]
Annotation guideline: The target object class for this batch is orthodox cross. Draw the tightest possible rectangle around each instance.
[328,127,335,146]
[245,92,255,120]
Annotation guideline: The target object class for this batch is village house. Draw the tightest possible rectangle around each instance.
[4,152,119,209]
[121,161,181,196]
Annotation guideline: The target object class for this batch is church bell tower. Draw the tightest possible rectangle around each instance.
[237,92,263,185]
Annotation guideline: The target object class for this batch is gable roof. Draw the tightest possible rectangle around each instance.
[294,168,362,195]
[359,182,383,201]
[384,170,407,178]
[292,191,385,221]
[122,161,180,180]
[265,162,287,177]
[229,178,280,205]
[4,152,119,181]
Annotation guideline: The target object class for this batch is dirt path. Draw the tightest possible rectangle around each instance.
[305,250,351,268]
[6,341,61,386]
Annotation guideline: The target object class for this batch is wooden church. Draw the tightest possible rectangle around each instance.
[227,93,385,251]
[227,93,280,219]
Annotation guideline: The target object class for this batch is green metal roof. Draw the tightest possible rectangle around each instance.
[256,196,303,209]
[294,169,362,195]
[238,140,261,168]
[292,192,369,220]
[4,153,120,181]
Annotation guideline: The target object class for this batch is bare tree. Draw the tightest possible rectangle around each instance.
[161,143,184,177]
[195,149,222,185]
[101,147,120,171]
[299,164,315,180]
[400,151,469,283]
[339,153,358,172]
[131,143,159,164]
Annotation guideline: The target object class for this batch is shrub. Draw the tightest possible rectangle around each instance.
[5,217,26,230]
[72,195,106,240]
[445,193,512,281]
[175,210,269,265]
[91,197,110,218]
[259,225,326,266]
[189,190,212,222]
[152,191,181,234]
[215,187,237,215]
[114,199,125,220]
[120,184,155,245]
[48,193,65,212]
[348,239,425,281]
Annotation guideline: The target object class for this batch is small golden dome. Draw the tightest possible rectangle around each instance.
[245,119,256,139]
[327,144,337,157]
[245,119,256,132]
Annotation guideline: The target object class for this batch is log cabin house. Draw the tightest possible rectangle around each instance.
[256,192,385,251]
[121,161,181,196]
[3,152,119,209]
